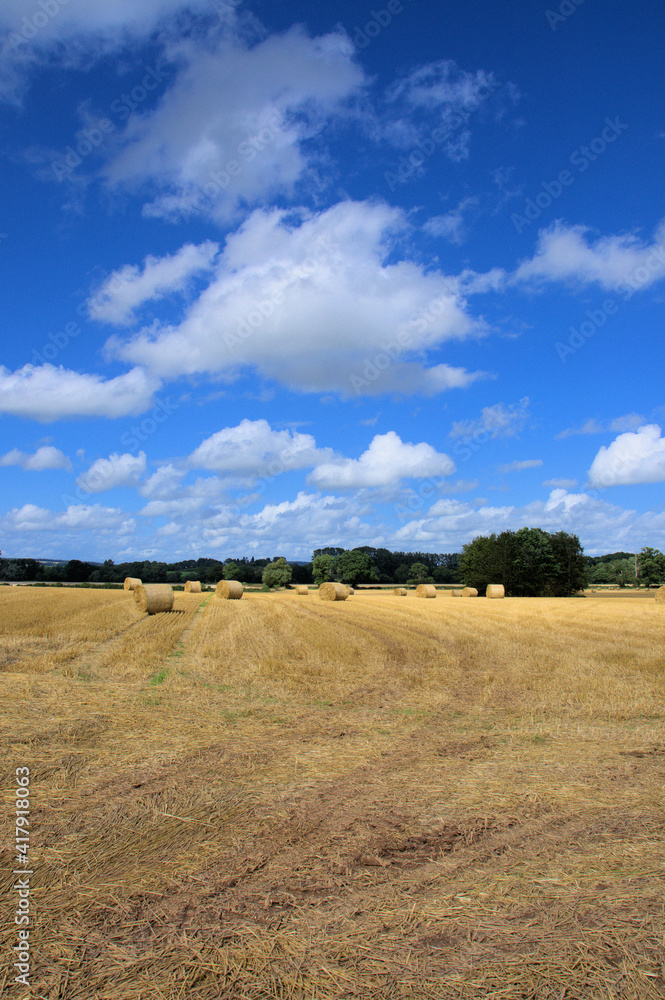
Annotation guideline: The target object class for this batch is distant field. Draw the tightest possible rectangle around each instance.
[1,587,664,999]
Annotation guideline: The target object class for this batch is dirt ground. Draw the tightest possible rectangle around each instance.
[1,587,664,999]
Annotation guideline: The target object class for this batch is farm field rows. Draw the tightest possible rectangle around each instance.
[1,587,665,999]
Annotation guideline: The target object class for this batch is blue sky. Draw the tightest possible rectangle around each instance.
[1,0,664,561]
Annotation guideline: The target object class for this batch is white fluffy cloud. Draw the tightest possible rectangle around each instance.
[0,502,135,534]
[588,424,665,487]
[0,364,159,421]
[189,419,328,478]
[308,432,455,489]
[106,200,482,396]
[87,241,218,325]
[76,451,147,493]
[0,445,71,471]
[103,26,365,221]
[514,220,665,292]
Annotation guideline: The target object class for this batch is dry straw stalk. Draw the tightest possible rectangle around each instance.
[416,584,437,598]
[133,584,174,614]
[487,583,506,598]
[319,582,348,601]
[393,587,408,596]
[216,580,244,600]
[123,577,141,591]
[461,587,479,597]
[184,580,202,593]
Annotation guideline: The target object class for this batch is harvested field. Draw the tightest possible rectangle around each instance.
[1,587,664,999]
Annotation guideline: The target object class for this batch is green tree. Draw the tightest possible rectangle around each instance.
[459,534,501,593]
[223,560,241,581]
[312,553,334,585]
[330,550,378,586]
[406,561,433,585]
[637,547,665,586]
[394,563,410,584]
[262,558,293,589]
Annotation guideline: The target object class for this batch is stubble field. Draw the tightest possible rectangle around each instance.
[1,586,664,999]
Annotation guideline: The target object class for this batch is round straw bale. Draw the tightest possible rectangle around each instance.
[295,584,309,595]
[124,577,141,591]
[134,584,173,614]
[393,587,408,596]
[184,580,201,593]
[655,585,665,603]
[216,580,243,600]
[461,587,478,597]
[318,582,348,601]
[451,589,464,597]
[346,586,355,595]
[416,584,437,598]
[486,584,505,599]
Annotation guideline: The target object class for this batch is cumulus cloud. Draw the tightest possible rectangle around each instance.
[76,451,147,493]
[189,419,329,478]
[105,200,482,396]
[497,459,543,474]
[513,219,665,292]
[103,26,365,221]
[449,398,530,440]
[308,432,455,489]
[87,241,218,325]
[0,364,159,421]
[588,424,665,487]
[0,445,72,471]
[0,502,136,534]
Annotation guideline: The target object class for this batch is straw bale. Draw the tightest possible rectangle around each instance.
[451,589,464,597]
[123,577,141,591]
[184,580,201,593]
[487,583,506,598]
[216,580,244,600]
[346,586,355,595]
[133,584,173,614]
[416,584,437,598]
[461,587,478,597]
[393,587,408,596]
[655,585,665,603]
[295,585,309,595]
[318,582,348,601]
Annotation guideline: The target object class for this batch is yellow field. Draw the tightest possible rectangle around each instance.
[1,587,665,999]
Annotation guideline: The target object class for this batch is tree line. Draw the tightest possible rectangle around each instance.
[2,539,663,594]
